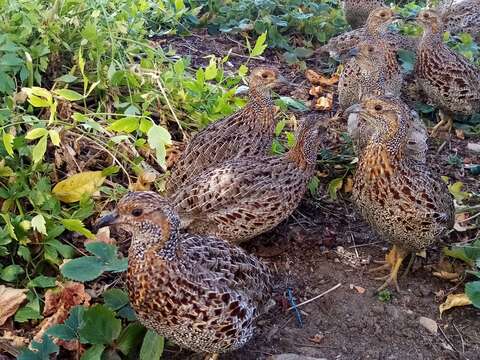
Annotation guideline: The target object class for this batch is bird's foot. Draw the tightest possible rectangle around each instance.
[369,245,408,292]
[431,111,453,137]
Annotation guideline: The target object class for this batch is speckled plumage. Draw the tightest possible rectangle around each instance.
[170,115,323,243]
[415,10,480,117]
[433,0,480,41]
[165,67,284,195]
[350,96,454,290]
[342,0,385,29]
[319,7,417,60]
[97,192,273,356]
[347,96,428,162]
[339,38,402,110]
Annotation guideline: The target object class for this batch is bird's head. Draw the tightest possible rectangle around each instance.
[366,7,400,33]
[248,66,289,91]
[416,9,443,33]
[95,191,180,248]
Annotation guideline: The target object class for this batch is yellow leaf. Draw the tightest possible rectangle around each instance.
[52,171,105,203]
[439,293,472,316]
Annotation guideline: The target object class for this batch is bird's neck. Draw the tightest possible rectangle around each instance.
[129,227,180,262]
[243,86,274,127]
[421,25,444,43]
[286,135,318,172]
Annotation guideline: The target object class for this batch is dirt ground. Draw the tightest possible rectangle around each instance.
[152,31,480,360]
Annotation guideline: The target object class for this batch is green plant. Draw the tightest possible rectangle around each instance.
[377,289,392,302]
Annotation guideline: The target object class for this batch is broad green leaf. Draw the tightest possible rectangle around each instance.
[2,131,14,156]
[277,97,308,111]
[139,330,164,360]
[80,344,105,360]
[53,171,105,203]
[465,281,480,309]
[103,288,130,311]
[308,176,320,196]
[48,305,85,340]
[49,130,61,146]
[117,323,146,355]
[85,242,117,262]
[55,74,78,83]
[238,64,248,76]
[108,117,140,133]
[17,334,59,360]
[61,256,104,281]
[31,214,47,235]
[27,275,56,288]
[62,219,94,239]
[54,89,84,101]
[27,95,51,108]
[327,178,343,200]
[79,305,122,345]
[25,128,48,140]
[147,125,172,170]
[0,213,17,240]
[0,164,13,177]
[175,0,185,11]
[205,58,218,80]
[443,246,473,266]
[31,135,48,163]
[1,264,24,282]
[448,181,471,202]
[251,32,268,57]
[15,296,42,322]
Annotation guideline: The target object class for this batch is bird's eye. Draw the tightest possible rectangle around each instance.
[380,12,386,17]
[424,13,430,18]
[368,47,374,52]
[131,208,143,217]
[262,72,269,79]
[374,104,383,111]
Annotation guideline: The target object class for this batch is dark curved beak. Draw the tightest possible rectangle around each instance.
[344,103,362,115]
[345,47,359,60]
[94,210,119,232]
[277,74,293,86]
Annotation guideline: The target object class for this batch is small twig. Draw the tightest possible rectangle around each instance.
[437,140,447,154]
[453,323,465,356]
[438,324,462,358]
[348,241,383,249]
[294,343,339,349]
[458,211,480,223]
[287,283,342,311]
[350,233,359,258]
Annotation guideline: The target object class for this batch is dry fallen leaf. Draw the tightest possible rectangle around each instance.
[349,284,366,294]
[52,171,105,203]
[34,281,91,345]
[432,271,461,282]
[130,170,157,192]
[309,333,325,344]
[455,129,465,140]
[454,212,475,232]
[439,293,472,316]
[315,93,334,111]
[343,177,353,193]
[305,69,339,86]
[309,86,323,97]
[0,286,28,326]
[1,331,29,348]
[89,226,116,245]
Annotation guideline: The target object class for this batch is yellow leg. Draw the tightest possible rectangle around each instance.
[369,245,408,292]
[431,111,453,137]
[205,354,219,360]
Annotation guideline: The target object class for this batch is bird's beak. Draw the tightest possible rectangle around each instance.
[344,103,362,115]
[345,47,359,60]
[94,209,119,231]
[392,13,402,20]
[404,14,417,21]
[277,74,292,86]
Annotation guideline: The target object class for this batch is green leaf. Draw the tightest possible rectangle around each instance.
[2,131,14,156]
[448,181,471,202]
[49,130,61,146]
[61,256,104,282]
[25,128,48,140]
[79,305,122,345]
[85,242,116,262]
[1,213,17,240]
[117,323,146,355]
[205,58,218,80]
[54,89,84,101]
[238,64,248,77]
[81,344,105,360]
[443,246,474,266]
[465,281,480,309]
[147,125,172,170]
[175,0,185,11]
[327,178,343,200]
[28,275,56,288]
[31,214,47,235]
[15,296,42,322]
[55,74,78,83]
[139,330,164,360]
[1,264,24,282]
[48,305,85,340]
[62,219,94,238]
[103,288,130,311]
[108,117,140,133]
[308,176,320,196]
[31,135,48,163]
[18,334,59,360]
[277,97,308,111]
[28,95,51,108]
[250,32,268,57]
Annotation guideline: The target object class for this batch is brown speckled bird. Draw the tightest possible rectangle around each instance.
[319,7,417,60]
[165,66,286,194]
[170,115,323,243]
[342,0,385,29]
[415,9,480,136]
[348,96,454,291]
[430,0,480,41]
[338,39,402,110]
[95,192,273,359]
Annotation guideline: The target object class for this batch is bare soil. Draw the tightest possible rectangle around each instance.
[155,31,480,360]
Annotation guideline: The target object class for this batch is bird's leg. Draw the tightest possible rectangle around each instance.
[368,246,398,274]
[401,252,416,278]
[431,110,453,137]
[205,353,219,360]
[373,245,408,292]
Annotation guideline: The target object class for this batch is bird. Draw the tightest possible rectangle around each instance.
[318,7,416,60]
[170,114,323,243]
[338,39,402,111]
[95,191,273,359]
[338,40,427,162]
[438,0,480,42]
[347,96,454,291]
[342,0,385,29]
[415,9,480,136]
[165,66,287,195]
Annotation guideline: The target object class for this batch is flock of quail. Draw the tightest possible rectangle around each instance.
[96,0,479,358]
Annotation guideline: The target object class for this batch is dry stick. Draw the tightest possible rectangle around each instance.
[453,322,466,356]
[438,324,464,359]
[287,283,342,311]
